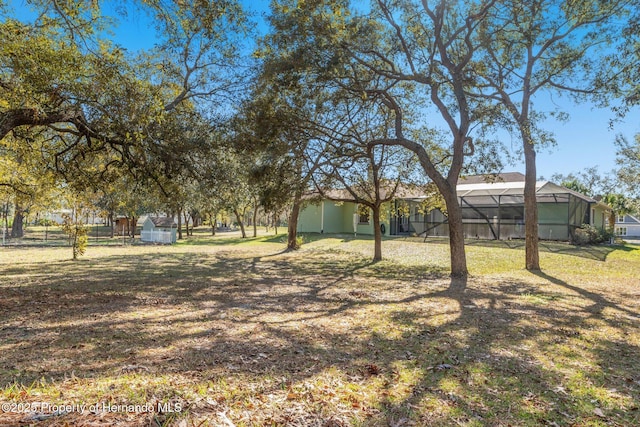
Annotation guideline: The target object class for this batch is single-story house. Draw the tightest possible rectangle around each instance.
[614,214,640,237]
[297,172,611,242]
[140,216,177,244]
[297,197,387,236]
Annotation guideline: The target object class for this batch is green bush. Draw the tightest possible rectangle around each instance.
[571,224,613,245]
[61,214,88,260]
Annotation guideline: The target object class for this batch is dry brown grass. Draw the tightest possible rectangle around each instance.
[0,232,639,426]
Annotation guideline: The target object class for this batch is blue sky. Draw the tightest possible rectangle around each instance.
[9,0,639,181]
[504,98,639,180]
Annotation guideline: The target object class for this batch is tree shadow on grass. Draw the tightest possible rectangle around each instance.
[531,270,640,320]
[1,248,639,426]
[175,234,287,246]
[365,274,640,425]
[464,238,636,261]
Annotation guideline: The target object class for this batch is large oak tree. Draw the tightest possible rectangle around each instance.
[473,0,635,270]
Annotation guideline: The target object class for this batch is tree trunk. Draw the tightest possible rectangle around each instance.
[398,138,469,277]
[210,212,217,236]
[372,204,382,261]
[252,205,258,238]
[183,211,190,236]
[10,203,24,238]
[233,209,247,238]
[131,216,137,238]
[287,197,302,250]
[177,209,183,240]
[523,137,540,271]
[608,211,616,231]
[274,212,278,235]
[109,212,114,238]
[442,192,468,277]
[2,202,8,237]
[72,229,78,260]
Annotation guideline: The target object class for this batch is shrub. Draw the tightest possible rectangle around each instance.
[61,214,88,260]
[571,224,613,245]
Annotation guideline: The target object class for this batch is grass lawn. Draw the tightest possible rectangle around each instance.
[1,231,639,426]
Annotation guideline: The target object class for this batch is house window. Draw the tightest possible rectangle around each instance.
[615,227,627,236]
[414,206,420,221]
[617,215,625,223]
[358,209,370,224]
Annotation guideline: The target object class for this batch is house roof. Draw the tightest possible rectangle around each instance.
[309,183,434,202]
[309,172,610,210]
[459,172,526,184]
[617,214,640,224]
[149,216,177,228]
[456,180,596,202]
[454,173,609,206]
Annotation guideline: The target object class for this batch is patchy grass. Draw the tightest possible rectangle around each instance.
[0,232,639,426]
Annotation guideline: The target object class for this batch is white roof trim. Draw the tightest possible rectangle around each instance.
[456,180,598,203]
[457,181,527,191]
[619,214,640,224]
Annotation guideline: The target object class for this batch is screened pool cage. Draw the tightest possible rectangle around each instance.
[389,181,606,242]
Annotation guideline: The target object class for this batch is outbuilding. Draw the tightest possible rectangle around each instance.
[140,216,177,244]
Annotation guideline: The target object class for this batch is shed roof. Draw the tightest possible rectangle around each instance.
[149,216,177,228]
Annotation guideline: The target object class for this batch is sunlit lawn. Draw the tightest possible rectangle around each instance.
[1,230,639,426]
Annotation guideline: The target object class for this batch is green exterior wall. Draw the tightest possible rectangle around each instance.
[592,205,608,230]
[297,202,322,233]
[297,201,391,236]
[340,202,355,233]
[297,201,356,233]
[326,202,348,233]
[299,197,608,241]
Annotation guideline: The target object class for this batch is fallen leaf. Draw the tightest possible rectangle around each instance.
[428,363,453,371]
[365,364,380,375]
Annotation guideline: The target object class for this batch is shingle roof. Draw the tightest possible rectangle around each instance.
[305,172,610,209]
[307,183,434,202]
[150,216,177,228]
[459,172,526,184]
